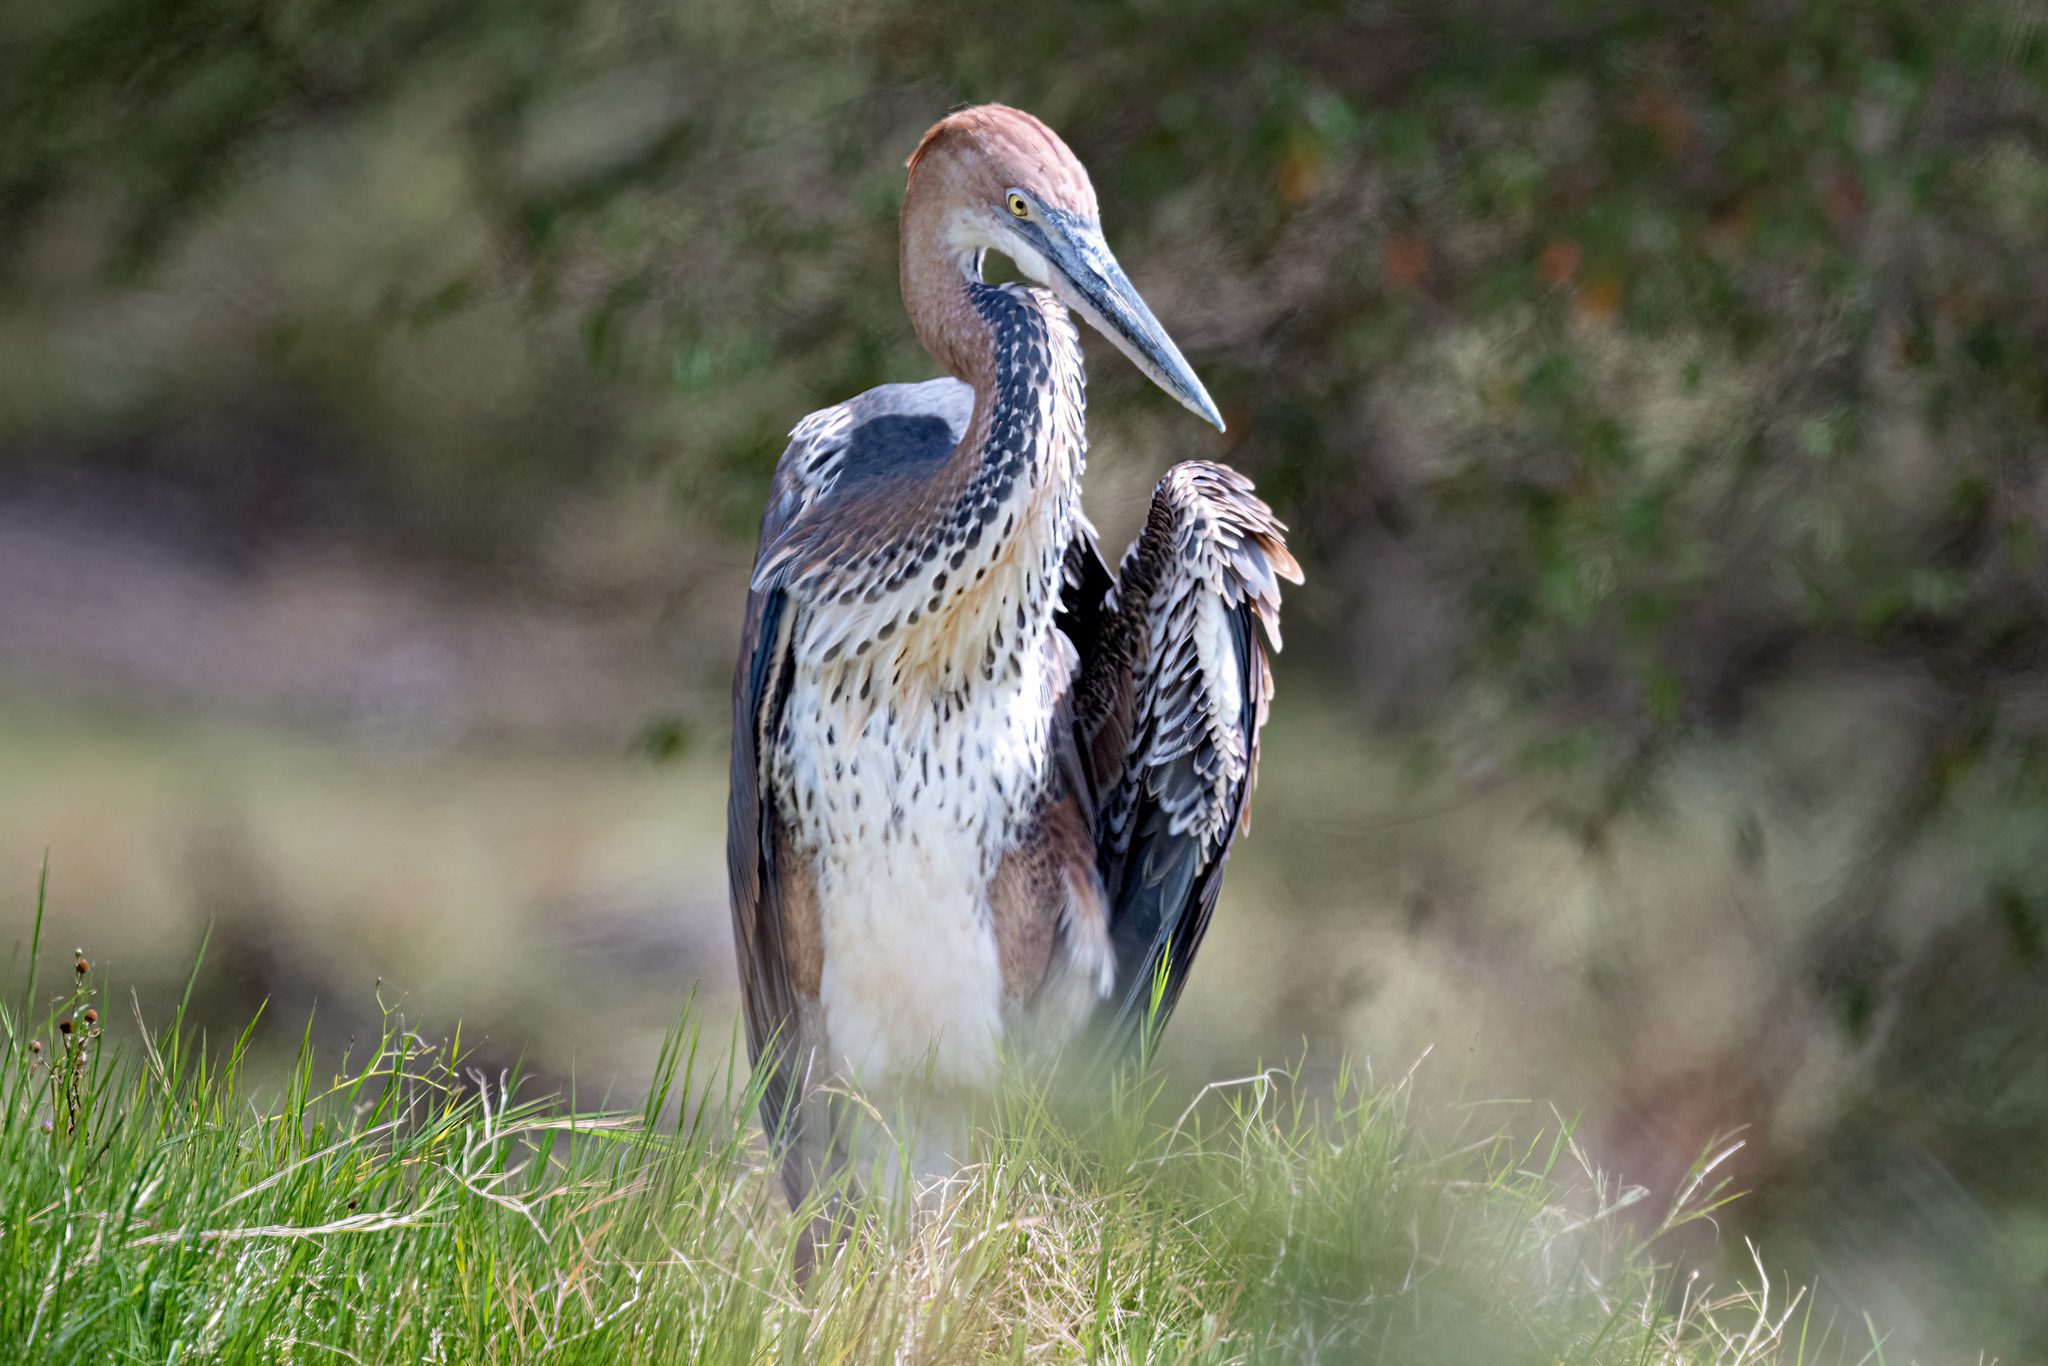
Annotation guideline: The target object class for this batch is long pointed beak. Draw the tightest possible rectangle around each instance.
[1042,219,1225,432]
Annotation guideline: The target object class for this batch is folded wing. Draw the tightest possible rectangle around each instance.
[1067,461,1301,1047]
[728,378,973,1199]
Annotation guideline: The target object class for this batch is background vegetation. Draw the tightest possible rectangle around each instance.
[3,0,2046,1358]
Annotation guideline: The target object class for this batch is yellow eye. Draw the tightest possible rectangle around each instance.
[1006,192,1030,219]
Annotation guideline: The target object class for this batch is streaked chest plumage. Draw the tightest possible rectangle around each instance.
[768,285,1088,1089]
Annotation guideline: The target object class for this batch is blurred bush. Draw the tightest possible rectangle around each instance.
[7,0,2044,731]
[3,0,2047,1355]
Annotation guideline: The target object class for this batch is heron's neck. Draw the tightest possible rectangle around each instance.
[866,280,1086,701]
[950,281,1085,498]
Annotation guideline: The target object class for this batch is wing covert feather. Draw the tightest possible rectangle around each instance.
[728,580,804,1137]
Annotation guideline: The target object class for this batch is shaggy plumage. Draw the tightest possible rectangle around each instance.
[727,106,1300,1206]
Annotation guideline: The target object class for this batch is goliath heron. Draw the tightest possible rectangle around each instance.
[728,105,1299,1203]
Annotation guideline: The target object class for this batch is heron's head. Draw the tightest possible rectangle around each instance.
[903,105,1224,432]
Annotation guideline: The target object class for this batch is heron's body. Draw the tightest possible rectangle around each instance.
[772,290,1099,1100]
[729,107,1298,1201]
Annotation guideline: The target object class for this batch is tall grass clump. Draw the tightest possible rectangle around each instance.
[1,891,1855,1362]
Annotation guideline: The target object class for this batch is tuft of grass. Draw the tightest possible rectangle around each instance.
[0,904,1863,1361]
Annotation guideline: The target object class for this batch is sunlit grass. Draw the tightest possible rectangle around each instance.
[1,878,1863,1365]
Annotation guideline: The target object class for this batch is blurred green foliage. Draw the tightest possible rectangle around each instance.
[8,0,2044,728]
[4,0,2048,1356]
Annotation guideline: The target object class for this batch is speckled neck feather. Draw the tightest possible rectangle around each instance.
[786,279,1086,706]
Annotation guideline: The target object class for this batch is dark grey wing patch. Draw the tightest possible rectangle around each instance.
[834,413,960,489]
[751,379,973,590]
